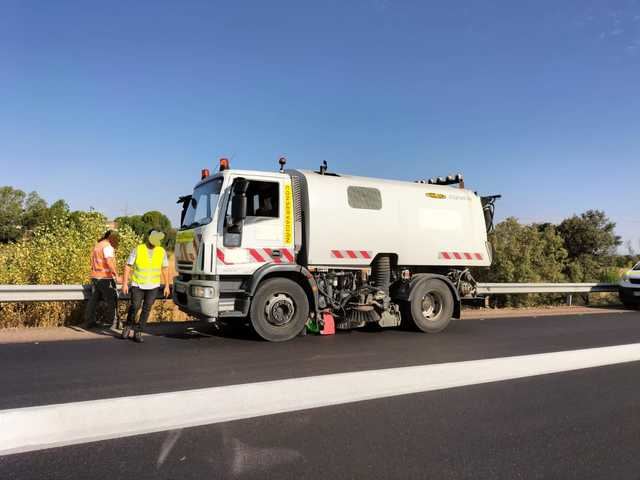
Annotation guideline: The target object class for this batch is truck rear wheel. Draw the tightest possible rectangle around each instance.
[409,279,454,333]
[250,277,309,342]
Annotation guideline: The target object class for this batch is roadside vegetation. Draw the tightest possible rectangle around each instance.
[0,186,637,328]
[475,210,638,307]
[0,187,182,328]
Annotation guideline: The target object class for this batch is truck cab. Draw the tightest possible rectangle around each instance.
[173,163,297,325]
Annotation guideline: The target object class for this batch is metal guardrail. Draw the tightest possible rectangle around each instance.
[0,283,620,302]
[476,283,618,295]
[0,285,90,302]
[0,285,135,302]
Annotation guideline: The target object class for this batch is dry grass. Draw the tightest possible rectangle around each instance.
[0,298,192,329]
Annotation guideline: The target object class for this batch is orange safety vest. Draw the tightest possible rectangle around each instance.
[90,239,115,279]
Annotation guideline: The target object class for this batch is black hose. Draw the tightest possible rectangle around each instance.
[372,255,391,295]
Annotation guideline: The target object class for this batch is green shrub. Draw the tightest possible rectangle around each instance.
[0,211,140,285]
[0,210,142,328]
[599,267,622,284]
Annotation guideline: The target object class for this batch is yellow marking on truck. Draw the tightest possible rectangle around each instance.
[176,229,195,244]
[426,192,447,199]
[284,184,293,245]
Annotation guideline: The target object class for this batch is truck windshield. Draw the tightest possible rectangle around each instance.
[181,178,223,229]
[634,263,640,271]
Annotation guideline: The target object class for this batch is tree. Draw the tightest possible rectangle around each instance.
[557,210,621,258]
[114,215,146,236]
[115,210,176,249]
[557,210,622,281]
[475,217,568,306]
[21,192,48,232]
[0,187,71,243]
[47,200,70,220]
[0,186,26,242]
[141,211,172,233]
[141,211,175,249]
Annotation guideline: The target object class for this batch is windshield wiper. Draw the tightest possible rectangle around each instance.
[181,221,201,230]
[182,217,212,230]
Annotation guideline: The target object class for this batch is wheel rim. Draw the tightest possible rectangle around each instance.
[264,293,296,327]
[421,291,444,321]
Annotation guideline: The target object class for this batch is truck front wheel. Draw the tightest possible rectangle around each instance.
[409,279,454,333]
[250,277,309,342]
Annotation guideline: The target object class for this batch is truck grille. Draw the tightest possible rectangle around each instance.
[177,261,194,271]
[630,278,640,285]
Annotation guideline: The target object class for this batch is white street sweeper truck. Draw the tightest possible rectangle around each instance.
[173,158,499,341]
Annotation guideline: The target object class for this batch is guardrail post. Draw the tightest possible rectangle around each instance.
[567,294,572,307]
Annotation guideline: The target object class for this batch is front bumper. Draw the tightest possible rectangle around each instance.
[173,278,220,320]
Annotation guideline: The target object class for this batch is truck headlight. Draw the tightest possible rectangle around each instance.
[190,286,215,298]
[622,273,630,282]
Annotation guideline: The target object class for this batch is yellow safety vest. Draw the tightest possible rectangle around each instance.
[131,244,165,285]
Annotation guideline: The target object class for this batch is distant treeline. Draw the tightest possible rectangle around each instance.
[0,186,176,249]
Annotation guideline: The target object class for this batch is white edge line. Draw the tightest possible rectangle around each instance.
[2,343,640,456]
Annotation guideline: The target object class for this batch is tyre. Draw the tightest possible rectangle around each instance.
[250,277,309,342]
[620,292,639,309]
[622,299,640,309]
[409,279,455,333]
[622,299,634,308]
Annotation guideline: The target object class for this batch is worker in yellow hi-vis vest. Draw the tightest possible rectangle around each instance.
[121,229,170,343]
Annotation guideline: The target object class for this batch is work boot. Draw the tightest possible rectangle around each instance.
[133,331,143,343]
[121,326,131,339]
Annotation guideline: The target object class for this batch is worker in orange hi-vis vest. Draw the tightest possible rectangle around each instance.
[82,230,121,329]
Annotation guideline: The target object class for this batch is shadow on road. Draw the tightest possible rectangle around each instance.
[140,320,263,342]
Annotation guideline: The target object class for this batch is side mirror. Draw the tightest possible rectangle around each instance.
[176,195,192,226]
[229,178,249,230]
[232,177,249,195]
[231,195,247,225]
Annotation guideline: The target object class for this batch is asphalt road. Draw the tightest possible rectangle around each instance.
[2,311,640,479]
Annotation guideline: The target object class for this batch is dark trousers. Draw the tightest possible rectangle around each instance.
[126,287,158,332]
[84,278,117,326]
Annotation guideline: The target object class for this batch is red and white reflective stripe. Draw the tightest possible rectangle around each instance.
[216,248,295,265]
[439,251,484,261]
[330,250,373,260]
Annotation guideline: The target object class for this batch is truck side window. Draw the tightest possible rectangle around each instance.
[246,181,280,218]
[347,186,382,210]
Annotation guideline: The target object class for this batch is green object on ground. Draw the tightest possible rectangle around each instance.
[306,318,320,334]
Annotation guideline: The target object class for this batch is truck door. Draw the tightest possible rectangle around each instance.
[242,179,282,249]
[222,177,294,268]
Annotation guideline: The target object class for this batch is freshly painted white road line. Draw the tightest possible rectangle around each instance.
[2,343,640,456]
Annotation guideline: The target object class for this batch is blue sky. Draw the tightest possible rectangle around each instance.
[1,0,639,249]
